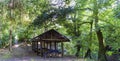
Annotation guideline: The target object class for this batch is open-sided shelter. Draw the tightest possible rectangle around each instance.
[31,29,70,57]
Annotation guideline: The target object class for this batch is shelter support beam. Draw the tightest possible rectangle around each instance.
[61,42,64,57]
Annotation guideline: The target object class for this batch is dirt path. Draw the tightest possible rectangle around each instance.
[107,54,120,61]
[0,43,84,61]
[2,56,83,61]
[0,43,120,61]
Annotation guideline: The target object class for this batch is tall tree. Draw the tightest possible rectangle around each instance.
[8,0,14,51]
[93,0,108,61]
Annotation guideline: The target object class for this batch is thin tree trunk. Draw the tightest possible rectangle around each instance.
[9,11,13,52]
[9,28,12,52]
[84,48,91,58]
[84,21,93,58]
[9,0,14,52]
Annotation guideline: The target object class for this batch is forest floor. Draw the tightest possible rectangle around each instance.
[0,43,120,61]
[0,43,84,61]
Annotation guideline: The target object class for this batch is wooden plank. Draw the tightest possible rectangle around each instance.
[42,39,68,41]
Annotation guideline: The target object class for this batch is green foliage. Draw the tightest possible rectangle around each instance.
[106,51,113,56]
[114,3,120,19]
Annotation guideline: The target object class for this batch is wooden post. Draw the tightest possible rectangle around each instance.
[56,42,58,50]
[54,42,57,57]
[37,41,38,55]
[33,41,35,50]
[61,42,64,57]
[35,41,36,49]
[40,41,43,57]
[50,42,51,50]
[32,41,33,50]
[38,42,39,49]
[43,41,45,56]
[9,28,12,52]
[36,41,37,49]
[44,41,45,48]
[55,42,56,50]
[46,42,48,49]
[41,41,42,48]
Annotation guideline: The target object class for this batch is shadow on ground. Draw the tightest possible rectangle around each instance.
[0,43,120,61]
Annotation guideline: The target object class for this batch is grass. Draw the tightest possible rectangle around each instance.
[1,52,12,59]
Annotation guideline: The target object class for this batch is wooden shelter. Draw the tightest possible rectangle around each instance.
[31,29,70,57]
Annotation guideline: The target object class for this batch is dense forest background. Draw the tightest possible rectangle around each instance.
[0,0,120,61]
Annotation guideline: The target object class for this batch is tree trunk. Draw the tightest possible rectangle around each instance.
[9,0,14,52]
[9,28,12,52]
[94,15,107,61]
[84,48,92,58]
[96,30,107,61]
[94,11,107,61]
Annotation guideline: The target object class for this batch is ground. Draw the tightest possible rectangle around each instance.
[0,56,83,61]
[0,43,84,61]
[0,43,120,61]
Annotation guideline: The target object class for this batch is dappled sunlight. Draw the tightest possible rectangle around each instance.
[27,44,31,46]
[13,44,19,48]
